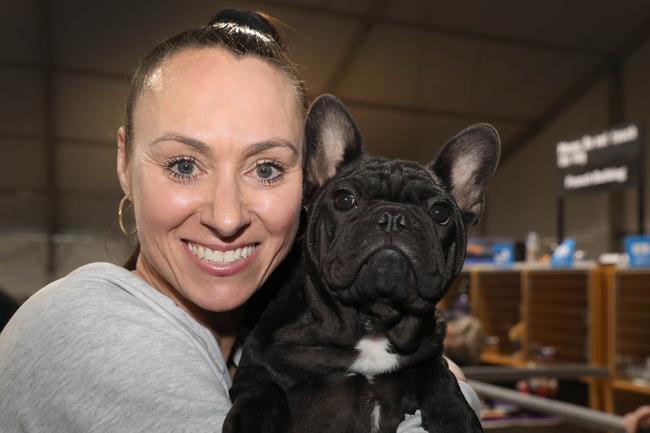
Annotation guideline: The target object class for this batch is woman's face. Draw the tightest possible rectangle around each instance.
[117,48,303,314]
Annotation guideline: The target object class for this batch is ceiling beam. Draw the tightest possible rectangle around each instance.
[500,11,650,165]
[0,59,41,70]
[0,131,114,148]
[341,97,528,125]
[323,0,389,93]
[254,1,604,57]
[0,186,121,200]
[39,0,58,279]
[58,65,131,82]
[0,59,130,82]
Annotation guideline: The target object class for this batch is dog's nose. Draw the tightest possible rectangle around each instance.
[378,210,408,233]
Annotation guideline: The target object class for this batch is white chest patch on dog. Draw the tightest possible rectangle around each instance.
[371,403,381,433]
[349,336,401,377]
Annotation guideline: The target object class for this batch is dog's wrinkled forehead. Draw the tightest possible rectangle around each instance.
[336,157,448,203]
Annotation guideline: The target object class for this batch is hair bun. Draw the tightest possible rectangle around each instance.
[208,8,285,49]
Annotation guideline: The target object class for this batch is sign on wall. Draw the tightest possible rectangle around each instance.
[556,124,641,196]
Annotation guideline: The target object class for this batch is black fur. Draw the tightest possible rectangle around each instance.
[224,95,500,433]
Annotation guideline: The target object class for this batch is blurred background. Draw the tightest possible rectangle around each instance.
[2,1,650,428]
[1,0,650,300]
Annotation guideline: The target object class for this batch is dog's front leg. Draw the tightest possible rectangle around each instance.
[223,381,292,433]
[416,357,482,433]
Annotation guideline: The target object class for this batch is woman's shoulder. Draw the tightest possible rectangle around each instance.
[23,262,181,319]
[0,261,230,388]
[0,263,232,432]
[1,262,208,354]
[14,262,151,321]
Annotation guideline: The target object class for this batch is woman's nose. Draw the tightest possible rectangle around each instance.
[200,178,251,238]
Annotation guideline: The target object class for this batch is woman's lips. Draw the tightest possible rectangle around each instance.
[182,240,259,277]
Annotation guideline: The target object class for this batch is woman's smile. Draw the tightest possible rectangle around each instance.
[182,239,261,278]
[185,241,257,264]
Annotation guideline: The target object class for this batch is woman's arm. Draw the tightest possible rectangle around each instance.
[394,356,480,433]
[445,356,481,417]
[0,272,232,433]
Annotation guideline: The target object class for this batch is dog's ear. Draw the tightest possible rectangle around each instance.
[430,124,500,226]
[303,94,363,188]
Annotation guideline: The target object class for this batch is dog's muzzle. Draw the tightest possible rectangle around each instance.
[357,248,416,301]
[323,202,448,315]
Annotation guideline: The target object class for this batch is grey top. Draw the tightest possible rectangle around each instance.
[0,262,480,433]
[0,262,231,433]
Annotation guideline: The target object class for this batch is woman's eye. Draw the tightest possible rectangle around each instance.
[254,161,286,184]
[176,160,196,176]
[431,205,451,225]
[165,157,199,182]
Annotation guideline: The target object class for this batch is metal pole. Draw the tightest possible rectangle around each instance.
[557,197,565,244]
[468,380,626,432]
[463,364,609,382]
[608,58,626,251]
[639,126,646,235]
[40,0,58,280]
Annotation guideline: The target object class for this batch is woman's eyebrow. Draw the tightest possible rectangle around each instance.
[149,132,211,155]
[149,133,298,158]
[243,139,298,159]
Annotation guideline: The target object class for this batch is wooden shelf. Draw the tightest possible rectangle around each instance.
[447,265,650,414]
[471,269,522,355]
[461,267,605,412]
[525,269,599,365]
[602,268,650,413]
[610,379,650,395]
[480,351,528,368]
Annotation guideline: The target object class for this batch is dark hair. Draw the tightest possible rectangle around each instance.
[123,8,308,159]
[122,9,307,270]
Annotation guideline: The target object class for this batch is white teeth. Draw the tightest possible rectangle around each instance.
[187,242,255,264]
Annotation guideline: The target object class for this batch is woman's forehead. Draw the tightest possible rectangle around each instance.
[133,47,304,149]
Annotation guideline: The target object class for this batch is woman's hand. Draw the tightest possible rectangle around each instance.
[395,357,481,433]
[445,356,466,381]
[396,411,427,433]
[624,405,650,433]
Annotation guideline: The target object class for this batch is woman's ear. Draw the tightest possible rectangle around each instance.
[116,126,131,197]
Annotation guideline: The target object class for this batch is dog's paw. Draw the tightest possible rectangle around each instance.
[223,383,292,433]
[421,415,482,433]
[223,400,292,433]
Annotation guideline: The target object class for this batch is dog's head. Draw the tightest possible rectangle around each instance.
[302,95,499,349]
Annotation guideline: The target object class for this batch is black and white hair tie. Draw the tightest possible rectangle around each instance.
[210,21,273,43]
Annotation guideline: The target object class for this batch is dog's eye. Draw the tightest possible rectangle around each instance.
[431,205,450,225]
[333,190,357,211]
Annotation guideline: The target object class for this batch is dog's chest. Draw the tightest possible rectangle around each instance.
[288,372,411,433]
[285,336,413,433]
[348,336,401,377]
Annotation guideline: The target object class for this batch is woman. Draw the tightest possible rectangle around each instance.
[0,9,476,432]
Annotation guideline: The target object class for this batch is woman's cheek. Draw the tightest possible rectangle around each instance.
[255,183,302,234]
[135,178,204,234]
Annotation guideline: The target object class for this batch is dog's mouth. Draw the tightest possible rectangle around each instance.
[337,247,414,298]
[326,244,442,353]
[359,303,402,330]
[334,247,437,318]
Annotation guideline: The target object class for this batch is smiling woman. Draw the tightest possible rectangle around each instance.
[117,47,304,318]
[0,8,469,433]
[0,9,308,433]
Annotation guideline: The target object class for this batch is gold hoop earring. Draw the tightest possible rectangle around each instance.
[118,196,137,235]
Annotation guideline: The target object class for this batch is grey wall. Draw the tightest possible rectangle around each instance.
[486,44,650,258]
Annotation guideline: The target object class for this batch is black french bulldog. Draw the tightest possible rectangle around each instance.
[223,95,500,433]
